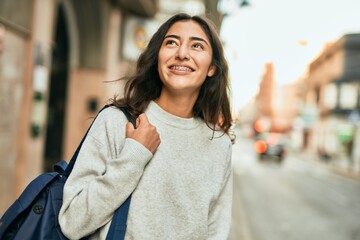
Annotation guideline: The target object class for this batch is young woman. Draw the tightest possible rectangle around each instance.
[59,13,234,239]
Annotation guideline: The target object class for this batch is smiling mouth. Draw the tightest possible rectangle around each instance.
[169,65,194,72]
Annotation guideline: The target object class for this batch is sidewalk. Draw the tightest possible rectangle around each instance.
[287,150,360,181]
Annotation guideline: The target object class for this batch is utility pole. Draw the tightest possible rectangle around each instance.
[204,0,223,32]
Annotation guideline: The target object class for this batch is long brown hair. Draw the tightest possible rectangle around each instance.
[111,13,233,138]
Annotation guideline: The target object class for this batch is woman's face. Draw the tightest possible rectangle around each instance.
[157,20,215,97]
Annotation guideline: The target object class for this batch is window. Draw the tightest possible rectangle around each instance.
[339,82,358,109]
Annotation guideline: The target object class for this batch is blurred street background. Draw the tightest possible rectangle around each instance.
[1,0,359,239]
[229,126,360,240]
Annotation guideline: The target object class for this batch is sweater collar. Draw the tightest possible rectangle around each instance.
[146,101,201,129]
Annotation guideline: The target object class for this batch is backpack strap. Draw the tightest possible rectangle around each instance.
[106,195,132,240]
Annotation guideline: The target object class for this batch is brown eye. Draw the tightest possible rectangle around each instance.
[165,40,177,46]
[193,43,204,49]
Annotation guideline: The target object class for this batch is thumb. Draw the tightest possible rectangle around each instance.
[126,121,135,136]
[138,113,149,125]
[135,117,141,128]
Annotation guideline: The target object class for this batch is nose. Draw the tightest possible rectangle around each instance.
[175,45,190,60]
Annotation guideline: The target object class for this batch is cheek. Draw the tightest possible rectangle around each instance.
[157,52,164,73]
[157,59,167,82]
[201,53,213,69]
[157,62,164,80]
[158,50,168,69]
[202,60,214,76]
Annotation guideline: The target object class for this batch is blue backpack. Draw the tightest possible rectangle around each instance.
[0,106,134,240]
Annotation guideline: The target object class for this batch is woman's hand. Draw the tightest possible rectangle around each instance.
[126,113,161,154]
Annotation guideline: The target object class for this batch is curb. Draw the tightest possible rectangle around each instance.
[329,166,360,181]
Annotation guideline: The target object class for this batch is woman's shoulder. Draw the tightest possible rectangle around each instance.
[90,106,130,133]
[215,132,233,152]
[198,121,232,147]
[96,105,129,121]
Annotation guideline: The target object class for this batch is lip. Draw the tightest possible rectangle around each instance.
[168,64,194,73]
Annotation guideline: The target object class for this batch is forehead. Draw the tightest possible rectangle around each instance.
[166,20,210,41]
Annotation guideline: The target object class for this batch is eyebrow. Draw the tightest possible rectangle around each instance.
[164,34,209,46]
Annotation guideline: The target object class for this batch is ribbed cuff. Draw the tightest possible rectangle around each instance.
[122,138,153,165]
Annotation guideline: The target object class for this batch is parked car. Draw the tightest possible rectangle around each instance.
[254,132,286,162]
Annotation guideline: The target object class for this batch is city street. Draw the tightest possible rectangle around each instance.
[229,130,360,240]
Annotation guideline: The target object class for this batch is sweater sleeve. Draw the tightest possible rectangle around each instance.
[208,144,233,240]
[59,108,153,239]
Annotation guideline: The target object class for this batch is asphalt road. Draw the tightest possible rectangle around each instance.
[229,134,360,240]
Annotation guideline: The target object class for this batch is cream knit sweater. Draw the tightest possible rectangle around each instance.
[59,101,232,240]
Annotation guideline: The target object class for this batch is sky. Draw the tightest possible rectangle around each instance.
[220,0,360,112]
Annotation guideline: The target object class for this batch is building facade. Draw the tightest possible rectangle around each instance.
[303,34,360,172]
[0,0,213,215]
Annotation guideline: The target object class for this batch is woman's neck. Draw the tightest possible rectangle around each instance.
[155,94,197,118]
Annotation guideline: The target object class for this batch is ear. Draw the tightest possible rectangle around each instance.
[207,65,216,77]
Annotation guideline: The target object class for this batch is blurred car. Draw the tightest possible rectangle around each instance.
[254,132,286,162]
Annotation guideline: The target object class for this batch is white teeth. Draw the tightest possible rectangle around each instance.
[171,66,192,72]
